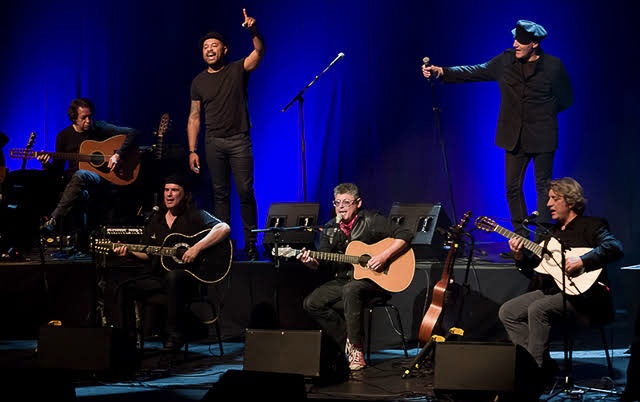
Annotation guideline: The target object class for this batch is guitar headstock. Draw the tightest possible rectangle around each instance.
[10,149,37,159]
[474,216,498,233]
[90,238,112,255]
[458,210,472,229]
[157,113,170,137]
[271,246,298,259]
[26,132,36,149]
[154,113,171,160]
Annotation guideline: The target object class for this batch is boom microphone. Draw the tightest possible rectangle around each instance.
[522,211,539,225]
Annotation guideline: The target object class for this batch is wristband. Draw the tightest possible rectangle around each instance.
[190,150,197,154]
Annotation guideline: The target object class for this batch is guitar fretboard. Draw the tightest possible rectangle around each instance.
[307,250,364,266]
[491,225,544,257]
[109,243,176,257]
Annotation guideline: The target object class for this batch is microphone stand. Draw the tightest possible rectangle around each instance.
[282,52,344,202]
[427,75,457,222]
[542,231,619,399]
[251,225,315,325]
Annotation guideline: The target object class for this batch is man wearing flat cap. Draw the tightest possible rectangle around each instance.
[422,19,573,254]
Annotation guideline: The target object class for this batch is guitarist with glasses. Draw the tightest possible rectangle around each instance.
[112,173,231,351]
[498,177,623,388]
[297,182,414,372]
[38,98,139,251]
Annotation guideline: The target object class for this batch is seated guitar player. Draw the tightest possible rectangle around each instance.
[111,173,231,350]
[296,182,414,372]
[498,177,624,390]
[37,97,139,253]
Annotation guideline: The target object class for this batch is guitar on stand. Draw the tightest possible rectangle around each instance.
[402,210,472,378]
[21,132,36,170]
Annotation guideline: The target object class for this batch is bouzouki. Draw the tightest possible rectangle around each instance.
[418,211,472,344]
[474,216,602,296]
[274,238,416,293]
[9,134,140,185]
[91,229,233,284]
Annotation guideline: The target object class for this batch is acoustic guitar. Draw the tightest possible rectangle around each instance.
[418,211,472,344]
[10,134,140,185]
[90,229,233,284]
[474,215,602,295]
[274,238,416,293]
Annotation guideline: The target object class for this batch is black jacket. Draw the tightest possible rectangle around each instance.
[517,215,623,323]
[443,48,573,153]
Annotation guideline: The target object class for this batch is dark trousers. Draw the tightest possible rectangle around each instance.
[505,148,554,241]
[205,132,258,246]
[116,270,197,341]
[302,277,389,350]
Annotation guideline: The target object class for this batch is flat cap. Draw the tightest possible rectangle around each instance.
[511,20,548,44]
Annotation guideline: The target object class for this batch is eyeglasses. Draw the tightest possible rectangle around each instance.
[332,199,358,207]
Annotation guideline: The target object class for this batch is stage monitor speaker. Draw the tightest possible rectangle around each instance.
[388,202,451,260]
[434,342,538,398]
[262,202,319,251]
[37,326,137,373]
[0,368,76,401]
[243,328,348,385]
[202,369,307,400]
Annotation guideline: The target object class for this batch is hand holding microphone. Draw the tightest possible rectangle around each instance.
[421,56,443,80]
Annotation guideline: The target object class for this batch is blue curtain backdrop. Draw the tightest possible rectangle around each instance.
[0,1,636,288]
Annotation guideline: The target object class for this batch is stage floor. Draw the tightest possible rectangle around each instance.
[0,241,635,401]
[0,335,632,401]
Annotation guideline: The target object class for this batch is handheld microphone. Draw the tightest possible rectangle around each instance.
[522,211,539,225]
[422,56,430,67]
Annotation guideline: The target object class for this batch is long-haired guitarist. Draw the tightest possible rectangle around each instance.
[112,173,231,351]
[38,98,139,249]
[499,177,623,385]
[296,182,414,372]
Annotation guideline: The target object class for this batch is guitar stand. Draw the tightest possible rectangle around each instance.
[402,327,464,378]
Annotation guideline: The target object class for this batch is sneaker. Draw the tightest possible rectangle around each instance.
[346,339,366,371]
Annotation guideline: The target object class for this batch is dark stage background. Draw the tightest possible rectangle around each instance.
[0,1,637,312]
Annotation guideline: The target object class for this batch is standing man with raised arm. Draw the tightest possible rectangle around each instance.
[187,8,265,261]
[422,20,573,257]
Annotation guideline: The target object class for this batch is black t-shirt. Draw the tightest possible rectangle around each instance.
[190,59,251,138]
[142,207,221,274]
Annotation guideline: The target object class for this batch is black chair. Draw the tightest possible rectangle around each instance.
[135,282,224,359]
[365,295,409,366]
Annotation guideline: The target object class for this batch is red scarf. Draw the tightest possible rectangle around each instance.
[339,216,357,237]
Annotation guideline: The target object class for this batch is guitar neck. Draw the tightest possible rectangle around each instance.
[492,225,543,257]
[307,250,362,266]
[40,151,109,162]
[112,242,174,257]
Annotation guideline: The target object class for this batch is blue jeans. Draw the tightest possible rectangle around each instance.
[52,169,101,220]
